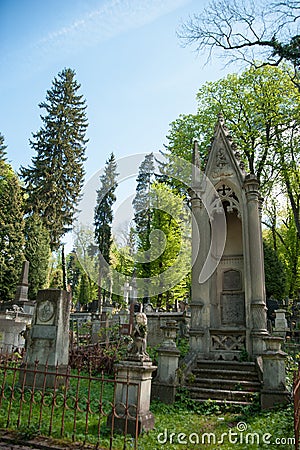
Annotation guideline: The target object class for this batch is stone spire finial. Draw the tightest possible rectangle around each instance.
[217,112,225,124]
[14,260,29,303]
[192,140,201,187]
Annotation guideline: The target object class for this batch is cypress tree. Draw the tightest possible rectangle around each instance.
[20,68,88,250]
[132,153,155,283]
[0,136,25,300]
[24,214,51,299]
[94,153,118,306]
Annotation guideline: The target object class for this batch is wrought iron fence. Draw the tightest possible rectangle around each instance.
[294,362,300,450]
[0,353,139,450]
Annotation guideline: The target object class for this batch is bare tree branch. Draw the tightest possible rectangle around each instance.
[178,0,300,78]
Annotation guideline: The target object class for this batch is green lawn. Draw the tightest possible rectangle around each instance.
[0,347,297,450]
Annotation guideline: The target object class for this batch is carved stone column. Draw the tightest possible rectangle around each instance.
[189,186,210,357]
[244,175,268,355]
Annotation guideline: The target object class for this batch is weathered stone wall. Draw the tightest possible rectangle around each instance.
[145,312,190,347]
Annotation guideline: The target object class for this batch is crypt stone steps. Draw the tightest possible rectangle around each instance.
[185,359,262,405]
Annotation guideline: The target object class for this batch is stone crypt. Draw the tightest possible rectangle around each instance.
[187,115,289,408]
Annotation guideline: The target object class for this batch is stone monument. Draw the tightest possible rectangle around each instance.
[190,115,268,361]
[108,312,156,436]
[20,289,71,387]
[189,115,289,408]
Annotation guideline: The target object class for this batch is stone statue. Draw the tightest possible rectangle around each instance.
[128,312,150,359]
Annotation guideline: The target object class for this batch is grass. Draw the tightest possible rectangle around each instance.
[137,399,294,450]
[0,345,298,449]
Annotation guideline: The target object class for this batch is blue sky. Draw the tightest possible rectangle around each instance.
[0,0,230,178]
[1,0,231,248]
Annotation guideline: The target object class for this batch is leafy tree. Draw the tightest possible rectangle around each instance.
[263,203,300,298]
[24,214,51,299]
[148,182,191,308]
[94,153,118,305]
[0,147,25,300]
[78,272,90,306]
[263,241,287,299]
[179,0,300,86]
[20,68,88,250]
[165,65,300,238]
[132,153,155,290]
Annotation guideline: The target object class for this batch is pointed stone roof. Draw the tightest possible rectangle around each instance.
[205,114,246,187]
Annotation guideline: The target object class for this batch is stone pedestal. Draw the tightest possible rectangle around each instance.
[108,357,156,436]
[152,320,180,403]
[20,289,70,388]
[273,309,289,338]
[261,336,290,409]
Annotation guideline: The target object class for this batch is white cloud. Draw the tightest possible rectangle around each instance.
[34,0,191,57]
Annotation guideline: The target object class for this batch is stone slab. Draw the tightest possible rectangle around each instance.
[31,325,57,340]
[223,269,242,291]
[221,293,245,325]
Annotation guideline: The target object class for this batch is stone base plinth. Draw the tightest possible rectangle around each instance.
[107,358,156,436]
[151,380,177,404]
[261,389,291,409]
[107,411,155,436]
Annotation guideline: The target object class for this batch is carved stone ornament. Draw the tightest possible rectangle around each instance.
[128,312,150,360]
[37,300,55,323]
[212,148,233,178]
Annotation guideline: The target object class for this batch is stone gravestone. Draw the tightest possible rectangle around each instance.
[20,289,70,387]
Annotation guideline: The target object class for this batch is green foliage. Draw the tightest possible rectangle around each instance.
[0,132,7,161]
[263,207,300,298]
[94,153,118,304]
[0,155,25,301]
[20,68,88,250]
[94,153,118,265]
[263,240,287,299]
[72,224,98,307]
[24,213,50,299]
[165,64,300,298]
[78,272,90,305]
[132,153,155,284]
[148,182,191,308]
[176,337,190,358]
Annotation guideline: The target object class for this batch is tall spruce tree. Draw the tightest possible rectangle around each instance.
[94,153,118,306]
[0,133,7,161]
[0,136,25,301]
[20,68,88,250]
[132,153,155,284]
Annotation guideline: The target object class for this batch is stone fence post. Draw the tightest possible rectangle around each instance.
[152,320,180,404]
[261,336,290,409]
